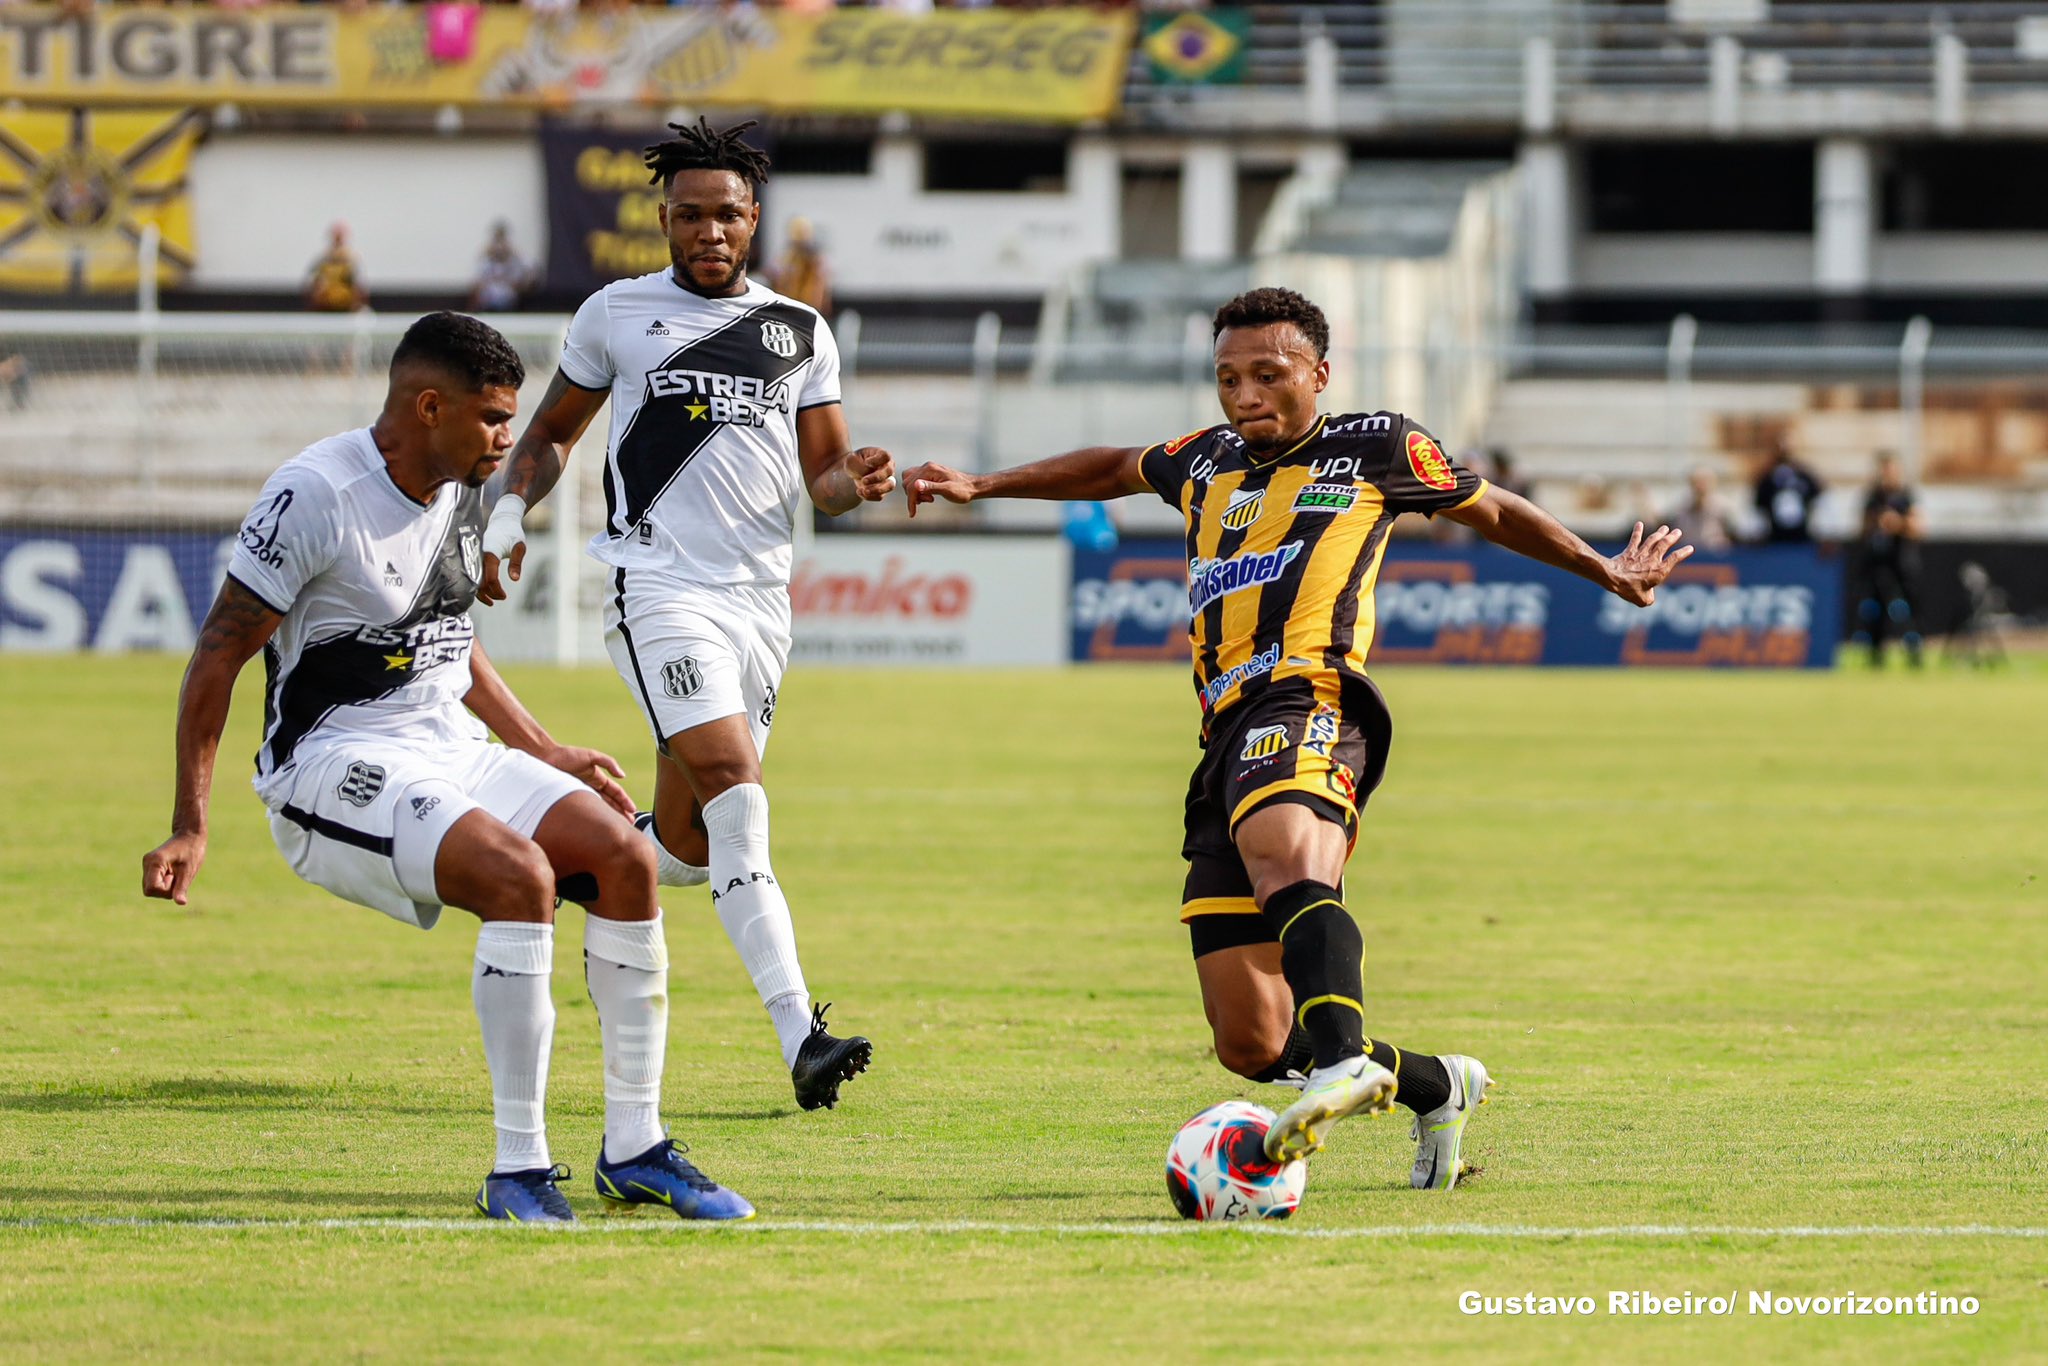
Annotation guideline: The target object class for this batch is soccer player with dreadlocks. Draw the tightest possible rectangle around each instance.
[479,118,887,1114]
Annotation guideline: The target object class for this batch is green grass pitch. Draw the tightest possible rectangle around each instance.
[1,654,2042,1361]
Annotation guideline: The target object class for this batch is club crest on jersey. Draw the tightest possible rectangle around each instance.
[1292,483,1358,514]
[1239,724,1290,762]
[1406,431,1457,492]
[337,761,385,808]
[459,527,482,584]
[760,320,798,358]
[1219,488,1265,531]
[663,656,702,699]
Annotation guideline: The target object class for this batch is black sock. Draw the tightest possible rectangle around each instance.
[1247,1026,1315,1084]
[1260,880,1366,1070]
[1365,1038,1451,1115]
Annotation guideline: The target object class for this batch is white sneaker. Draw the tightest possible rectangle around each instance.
[1410,1054,1492,1191]
[1263,1055,1397,1162]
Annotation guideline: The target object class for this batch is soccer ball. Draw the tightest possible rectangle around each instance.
[1165,1100,1307,1221]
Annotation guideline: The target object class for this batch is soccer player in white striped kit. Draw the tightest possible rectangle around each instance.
[142,313,752,1221]
[479,120,892,1110]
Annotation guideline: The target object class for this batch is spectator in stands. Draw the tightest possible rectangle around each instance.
[470,221,534,313]
[1850,453,1925,668]
[304,222,367,314]
[1486,448,1527,499]
[0,353,29,411]
[1945,561,2010,669]
[1752,438,1823,543]
[1668,466,1739,554]
[769,217,832,316]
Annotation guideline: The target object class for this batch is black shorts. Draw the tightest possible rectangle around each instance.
[1180,675,1392,958]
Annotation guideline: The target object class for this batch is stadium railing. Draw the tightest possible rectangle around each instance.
[6,306,2046,650]
[1122,2,2048,133]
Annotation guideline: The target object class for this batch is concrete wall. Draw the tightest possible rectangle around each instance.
[1578,235,1814,293]
[188,135,547,292]
[761,135,1118,299]
[161,129,2048,299]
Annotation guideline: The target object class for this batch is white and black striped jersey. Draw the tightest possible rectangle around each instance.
[558,272,840,588]
[228,428,488,804]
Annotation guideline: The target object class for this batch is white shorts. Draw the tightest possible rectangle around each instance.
[602,569,790,757]
[266,737,587,931]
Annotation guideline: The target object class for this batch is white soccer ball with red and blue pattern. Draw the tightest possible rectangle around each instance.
[1165,1100,1307,1221]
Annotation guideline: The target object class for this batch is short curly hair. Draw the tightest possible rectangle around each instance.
[1211,287,1329,359]
[391,311,525,391]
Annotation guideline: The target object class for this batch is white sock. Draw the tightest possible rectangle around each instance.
[702,783,810,1068]
[635,811,709,887]
[766,991,814,1066]
[584,912,670,1164]
[473,921,554,1174]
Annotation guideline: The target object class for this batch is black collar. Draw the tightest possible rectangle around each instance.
[1241,415,1327,468]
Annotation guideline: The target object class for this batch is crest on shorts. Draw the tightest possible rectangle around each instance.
[1239,724,1290,763]
[1303,702,1339,759]
[662,656,703,698]
[337,761,386,808]
[1405,431,1457,492]
[1219,488,1265,531]
[459,527,482,584]
[760,320,798,358]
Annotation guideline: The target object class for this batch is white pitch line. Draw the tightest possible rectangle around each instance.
[1,1217,2043,1239]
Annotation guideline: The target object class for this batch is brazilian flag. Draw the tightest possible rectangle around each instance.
[1143,9,1249,86]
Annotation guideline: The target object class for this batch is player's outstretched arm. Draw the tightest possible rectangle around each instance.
[900,446,1149,517]
[478,371,609,605]
[797,403,895,516]
[1445,485,1694,606]
[142,579,284,905]
[462,639,635,819]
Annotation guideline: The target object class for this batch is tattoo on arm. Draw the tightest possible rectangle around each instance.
[169,579,282,834]
[198,578,285,665]
[505,370,603,505]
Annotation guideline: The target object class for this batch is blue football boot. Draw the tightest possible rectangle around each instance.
[594,1138,755,1220]
[475,1163,576,1223]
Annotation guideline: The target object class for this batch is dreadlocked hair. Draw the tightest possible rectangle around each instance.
[644,116,772,195]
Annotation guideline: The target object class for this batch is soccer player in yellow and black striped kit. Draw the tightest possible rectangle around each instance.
[903,288,1690,1187]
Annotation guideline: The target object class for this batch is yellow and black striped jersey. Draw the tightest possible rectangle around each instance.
[1137,411,1488,723]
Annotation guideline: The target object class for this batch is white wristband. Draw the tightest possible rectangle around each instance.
[482,494,528,559]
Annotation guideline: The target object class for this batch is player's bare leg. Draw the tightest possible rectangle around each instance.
[637,756,711,888]
[1195,943,1298,1079]
[661,714,871,1110]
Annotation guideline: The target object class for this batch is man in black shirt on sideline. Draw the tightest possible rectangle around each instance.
[1851,453,1925,668]
[1754,439,1824,543]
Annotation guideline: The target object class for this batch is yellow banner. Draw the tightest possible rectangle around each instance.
[0,7,1135,121]
[0,107,199,293]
